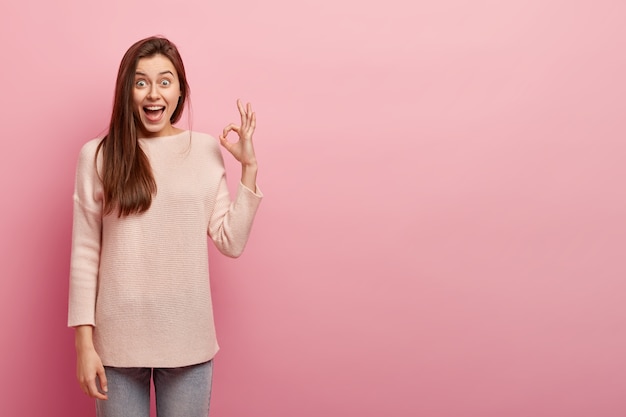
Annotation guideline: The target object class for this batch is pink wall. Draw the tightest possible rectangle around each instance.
[1,0,625,415]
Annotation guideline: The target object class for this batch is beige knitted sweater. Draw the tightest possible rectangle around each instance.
[68,131,262,367]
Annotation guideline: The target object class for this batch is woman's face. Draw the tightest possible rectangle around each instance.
[133,54,181,137]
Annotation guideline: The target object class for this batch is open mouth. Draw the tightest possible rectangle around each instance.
[143,106,165,122]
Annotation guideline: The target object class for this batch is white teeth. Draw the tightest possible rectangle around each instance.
[145,106,164,111]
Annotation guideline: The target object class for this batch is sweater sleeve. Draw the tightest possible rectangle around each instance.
[68,140,103,327]
[208,173,263,258]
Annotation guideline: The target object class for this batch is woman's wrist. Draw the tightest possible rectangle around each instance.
[241,163,258,192]
[241,159,258,170]
[74,325,96,351]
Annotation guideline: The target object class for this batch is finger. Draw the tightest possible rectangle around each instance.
[87,378,108,400]
[250,112,256,133]
[78,374,91,396]
[98,367,108,394]
[245,103,253,129]
[242,111,255,138]
[237,99,247,127]
[219,135,232,150]
[222,124,240,139]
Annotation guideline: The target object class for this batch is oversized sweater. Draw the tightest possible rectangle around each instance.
[67,130,262,367]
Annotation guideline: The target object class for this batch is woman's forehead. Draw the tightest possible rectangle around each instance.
[136,55,177,76]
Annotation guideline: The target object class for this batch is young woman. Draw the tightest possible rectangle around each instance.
[68,36,263,417]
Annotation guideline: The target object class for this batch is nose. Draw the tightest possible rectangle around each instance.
[147,83,159,100]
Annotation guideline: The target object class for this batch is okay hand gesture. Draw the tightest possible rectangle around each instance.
[219,100,257,168]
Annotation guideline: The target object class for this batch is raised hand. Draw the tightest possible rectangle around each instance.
[219,99,257,168]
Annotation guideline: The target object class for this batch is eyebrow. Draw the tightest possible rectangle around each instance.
[135,70,175,76]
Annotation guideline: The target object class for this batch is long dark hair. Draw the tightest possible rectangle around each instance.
[97,36,190,217]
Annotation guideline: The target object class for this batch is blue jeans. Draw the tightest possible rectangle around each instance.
[96,361,213,417]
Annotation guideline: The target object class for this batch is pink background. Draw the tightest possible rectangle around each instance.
[1,0,625,416]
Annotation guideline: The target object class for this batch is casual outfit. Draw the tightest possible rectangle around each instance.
[68,131,262,415]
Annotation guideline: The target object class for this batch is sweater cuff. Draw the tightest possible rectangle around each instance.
[239,182,263,198]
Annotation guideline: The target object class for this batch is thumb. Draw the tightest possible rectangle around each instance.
[98,366,108,393]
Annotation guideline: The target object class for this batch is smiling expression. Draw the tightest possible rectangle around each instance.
[133,54,182,138]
